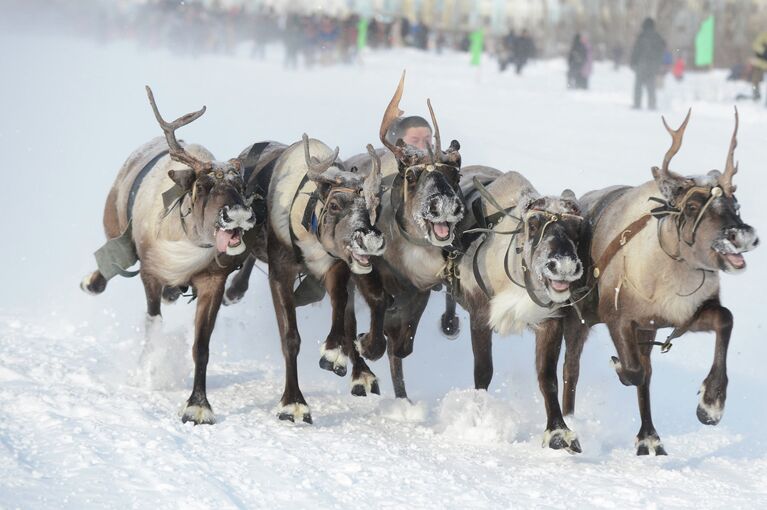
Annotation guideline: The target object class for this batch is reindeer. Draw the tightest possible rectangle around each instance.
[552,108,759,455]
[81,87,258,425]
[433,165,587,452]
[347,71,465,399]
[266,135,386,423]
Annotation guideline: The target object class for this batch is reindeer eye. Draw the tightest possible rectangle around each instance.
[685,202,699,214]
[329,201,341,212]
[406,172,416,184]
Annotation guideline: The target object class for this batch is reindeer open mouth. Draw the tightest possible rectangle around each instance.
[215,227,245,255]
[547,279,571,293]
[348,229,385,275]
[429,221,452,242]
[716,249,747,271]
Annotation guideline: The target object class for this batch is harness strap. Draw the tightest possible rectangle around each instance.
[592,214,652,279]
[128,149,169,222]
[471,233,494,298]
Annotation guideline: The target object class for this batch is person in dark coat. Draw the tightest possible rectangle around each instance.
[630,17,666,109]
[567,33,589,89]
[513,29,535,74]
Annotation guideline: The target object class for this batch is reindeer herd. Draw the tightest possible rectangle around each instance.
[81,73,758,456]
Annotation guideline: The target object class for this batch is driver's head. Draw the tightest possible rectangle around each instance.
[386,115,433,151]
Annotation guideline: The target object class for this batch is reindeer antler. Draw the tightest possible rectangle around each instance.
[145,86,211,174]
[363,145,383,225]
[426,98,442,159]
[302,133,341,182]
[720,106,739,197]
[380,71,406,157]
[655,108,691,181]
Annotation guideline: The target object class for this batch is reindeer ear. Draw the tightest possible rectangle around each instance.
[448,140,460,152]
[168,169,196,191]
[560,189,580,214]
[651,166,692,203]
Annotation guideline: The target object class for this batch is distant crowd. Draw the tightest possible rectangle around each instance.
[8,0,767,108]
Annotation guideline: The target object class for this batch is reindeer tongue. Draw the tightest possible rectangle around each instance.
[549,280,570,292]
[433,222,450,239]
[215,229,234,253]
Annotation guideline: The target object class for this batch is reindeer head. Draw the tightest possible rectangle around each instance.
[146,87,256,256]
[380,71,464,246]
[302,135,386,274]
[651,108,758,273]
[517,190,585,304]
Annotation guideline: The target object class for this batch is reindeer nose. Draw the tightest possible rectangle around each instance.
[429,197,442,216]
[546,257,582,278]
[222,205,255,226]
[354,228,385,253]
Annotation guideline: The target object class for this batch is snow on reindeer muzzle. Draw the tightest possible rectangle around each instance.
[215,203,256,255]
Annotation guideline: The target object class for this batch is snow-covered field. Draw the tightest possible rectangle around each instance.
[1,31,766,509]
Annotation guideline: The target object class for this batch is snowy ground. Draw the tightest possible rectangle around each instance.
[1,32,767,509]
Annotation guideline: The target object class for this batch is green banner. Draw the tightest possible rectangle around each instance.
[695,15,715,67]
[470,29,484,66]
[357,18,369,50]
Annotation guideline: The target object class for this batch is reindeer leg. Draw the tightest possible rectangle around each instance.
[353,270,388,361]
[344,282,380,397]
[387,332,408,400]
[537,318,581,454]
[607,320,646,387]
[180,271,227,425]
[267,246,311,424]
[318,262,351,377]
[223,253,256,306]
[140,270,163,332]
[634,331,666,455]
[392,290,429,359]
[686,301,732,426]
[440,293,460,339]
[470,314,493,390]
[562,312,589,416]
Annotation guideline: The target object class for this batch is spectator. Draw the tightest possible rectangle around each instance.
[567,33,591,89]
[749,30,767,102]
[630,17,666,110]
[513,29,535,75]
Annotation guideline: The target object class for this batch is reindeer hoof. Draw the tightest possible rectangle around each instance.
[180,403,216,425]
[351,372,380,397]
[610,356,645,386]
[440,312,460,339]
[319,345,348,377]
[223,286,246,306]
[162,285,185,304]
[277,403,312,424]
[697,385,724,425]
[80,272,106,295]
[542,428,581,454]
[636,435,667,456]
[355,333,386,361]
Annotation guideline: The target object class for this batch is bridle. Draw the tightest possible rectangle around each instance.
[163,166,249,252]
[652,184,740,261]
[463,177,587,311]
[391,161,462,247]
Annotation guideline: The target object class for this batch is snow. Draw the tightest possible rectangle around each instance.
[1,32,767,509]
